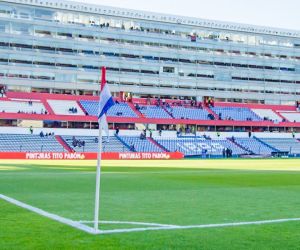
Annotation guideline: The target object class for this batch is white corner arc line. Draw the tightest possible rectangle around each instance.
[0,194,96,234]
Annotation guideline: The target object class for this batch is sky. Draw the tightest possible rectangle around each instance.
[72,0,300,31]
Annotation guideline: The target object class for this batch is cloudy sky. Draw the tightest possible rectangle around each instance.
[72,0,299,31]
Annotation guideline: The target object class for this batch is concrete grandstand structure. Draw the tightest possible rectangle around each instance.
[0,0,300,158]
[0,0,299,104]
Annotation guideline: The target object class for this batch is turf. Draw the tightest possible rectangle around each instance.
[0,159,300,249]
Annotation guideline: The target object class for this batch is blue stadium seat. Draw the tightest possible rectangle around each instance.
[0,134,64,152]
[212,107,262,121]
[138,105,171,119]
[61,135,129,152]
[155,137,247,156]
[234,138,274,155]
[168,107,209,120]
[119,136,163,152]
[80,101,138,118]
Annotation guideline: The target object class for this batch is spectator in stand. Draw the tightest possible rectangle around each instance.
[29,126,33,134]
[248,131,252,138]
[198,102,203,109]
[140,132,145,140]
[226,148,230,158]
[222,148,226,158]
[0,88,4,97]
[135,104,140,111]
[130,144,135,152]
[159,129,162,136]
[292,131,296,138]
[149,129,153,138]
[115,126,120,135]
[39,131,44,137]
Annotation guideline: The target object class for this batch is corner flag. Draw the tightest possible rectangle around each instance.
[98,67,115,119]
[94,67,115,232]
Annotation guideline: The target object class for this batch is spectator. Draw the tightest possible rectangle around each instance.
[149,129,153,138]
[39,131,44,137]
[248,131,252,138]
[140,132,145,140]
[114,127,120,136]
[159,129,162,136]
[226,148,230,158]
[29,126,33,134]
[135,104,140,111]
[130,144,135,152]
[222,148,226,158]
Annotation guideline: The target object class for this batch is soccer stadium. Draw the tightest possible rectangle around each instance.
[0,0,300,249]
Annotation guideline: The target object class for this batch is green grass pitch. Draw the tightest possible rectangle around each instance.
[0,159,300,249]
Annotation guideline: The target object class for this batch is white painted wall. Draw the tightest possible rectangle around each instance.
[0,127,297,139]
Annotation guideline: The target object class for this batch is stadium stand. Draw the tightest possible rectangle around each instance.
[280,112,300,122]
[138,105,172,119]
[234,138,275,155]
[0,100,46,114]
[47,100,85,116]
[167,107,210,120]
[80,101,138,117]
[0,134,64,152]
[61,136,129,152]
[155,137,247,156]
[258,138,300,154]
[119,136,163,152]
[251,109,282,122]
[212,106,262,121]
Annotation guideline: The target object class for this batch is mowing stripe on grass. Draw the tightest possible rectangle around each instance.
[1,194,300,235]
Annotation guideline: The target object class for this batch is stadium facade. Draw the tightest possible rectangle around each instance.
[0,0,300,104]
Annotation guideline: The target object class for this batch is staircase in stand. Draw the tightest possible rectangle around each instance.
[55,135,73,152]
[127,102,145,118]
[76,101,87,115]
[271,109,286,121]
[227,137,252,154]
[205,106,219,120]
[41,99,55,115]
[161,106,174,119]
[148,137,168,152]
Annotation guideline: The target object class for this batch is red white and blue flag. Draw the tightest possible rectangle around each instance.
[98,67,115,120]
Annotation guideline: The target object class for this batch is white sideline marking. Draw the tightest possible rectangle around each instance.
[1,194,300,235]
[79,220,177,227]
[0,194,96,234]
[96,218,300,235]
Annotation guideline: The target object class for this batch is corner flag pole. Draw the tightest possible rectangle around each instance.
[94,119,102,232]
[94,67,106,232]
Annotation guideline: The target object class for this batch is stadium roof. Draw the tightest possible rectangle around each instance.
[4,0,300,38]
